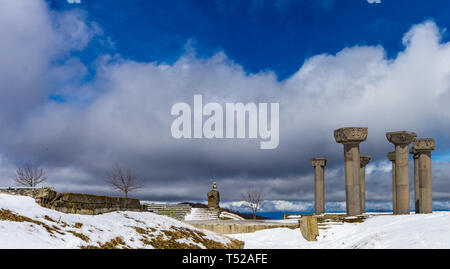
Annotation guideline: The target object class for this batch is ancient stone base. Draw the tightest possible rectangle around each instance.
[299,215,319,241]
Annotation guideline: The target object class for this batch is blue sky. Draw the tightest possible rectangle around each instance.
[52,0,450,79]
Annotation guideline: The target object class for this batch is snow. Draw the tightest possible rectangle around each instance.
[4,192,450,249]
[229,212,450,249]
[0,194,234,249]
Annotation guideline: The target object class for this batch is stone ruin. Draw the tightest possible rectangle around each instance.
[0,187,142,215]
[311,158,327,215]
[311,127,436,216]
[207,182,220,209]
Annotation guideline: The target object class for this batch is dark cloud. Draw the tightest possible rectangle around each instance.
[1,1,450,210]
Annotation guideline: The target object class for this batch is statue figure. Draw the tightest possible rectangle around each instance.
[207,182,220,209]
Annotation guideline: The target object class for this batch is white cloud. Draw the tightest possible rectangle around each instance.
[2,0,450,202]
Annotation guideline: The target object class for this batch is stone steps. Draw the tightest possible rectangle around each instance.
[142,203,192,221]
[185,208,220,221]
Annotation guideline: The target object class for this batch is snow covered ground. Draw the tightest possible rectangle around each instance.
[229,212,450,249]
[0,194,242,249]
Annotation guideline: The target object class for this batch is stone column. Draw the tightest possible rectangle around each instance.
[311,158,327,215]
[409,147,420,213]
[334,127,368,216]
[360,155,371,213]
[387,151,397,214]
[413,138,435,214]
[386,131,417,215]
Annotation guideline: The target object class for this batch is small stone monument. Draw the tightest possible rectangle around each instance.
[207,182,220,209]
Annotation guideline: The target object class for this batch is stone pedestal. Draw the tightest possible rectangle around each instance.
[334,127,368,216]
[360,155,371,213]
[410,147,420,213]
[311,158,327,215]
[207,182,220,209]
[413,138,435,214]
[386,131,417,215]
[387,151,397,214]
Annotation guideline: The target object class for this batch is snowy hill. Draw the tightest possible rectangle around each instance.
[0,194,243,249]
[229,212,450,249]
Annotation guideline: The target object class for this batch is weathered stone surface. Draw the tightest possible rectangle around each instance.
[360,156,371,168]
[359,155,371,213]
[207,182,220,209]
[413,138,435,214]
[413,138,436,151]
[334,127,368,144]
[0,187,142,215]
[386,131,417,215]
[387,151,397,214]
[311,158,327,167]
[409,147,418,155]
[387,151,396,162]
[410,147,420,213]
[312,158,327,215]
[334,127,368,216]
[299,215,319,241]
[386,131,417,145]
[0,187,56,200]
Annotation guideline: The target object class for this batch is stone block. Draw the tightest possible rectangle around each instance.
[299,215,319,241]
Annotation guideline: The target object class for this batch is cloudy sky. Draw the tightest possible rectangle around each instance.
[2,0,450,211]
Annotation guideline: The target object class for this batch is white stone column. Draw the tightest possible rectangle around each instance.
[413,138,435,214]
[360,155,371,213]
[334,127,368,216]
[386,131,417,215]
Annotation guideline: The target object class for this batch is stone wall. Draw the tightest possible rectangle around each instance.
[0,187,142,215]
[0,187,56,200]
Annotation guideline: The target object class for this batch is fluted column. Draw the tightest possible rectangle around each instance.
[334,127,368,216]
[312,158,327,215]
[413,138,435,214]
[360,155,371,213]
[386,131,417,215]
[387,151,396,214]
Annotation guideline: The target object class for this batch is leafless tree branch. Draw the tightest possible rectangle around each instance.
[14,163,48,187]
[105,164,142,198]
[241,186,263,219]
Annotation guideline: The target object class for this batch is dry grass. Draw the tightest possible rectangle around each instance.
[0,209,61,235]
[68,230,90,242]
[132,225,243,249]
[341,216,366,223]
[44,215,56,222]
[1,209,243,249]
[80,237,128,249]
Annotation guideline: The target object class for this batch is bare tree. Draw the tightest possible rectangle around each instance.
[105,164,142,198]
[14,163,48,187]
[241,186,263,219]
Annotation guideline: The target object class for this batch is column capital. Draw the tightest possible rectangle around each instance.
[360,155,371,168]
[386,131,417,145]
[413,138,436,152]
[387,151,395,162]
[409,147,419,159]
[311,158,327,167]
[333,127,368,144]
